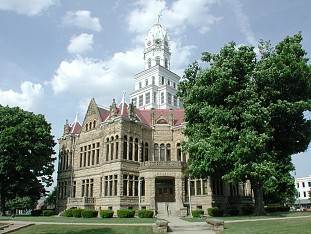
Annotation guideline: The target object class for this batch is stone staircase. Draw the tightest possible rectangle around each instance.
[0,222,33,233]
[156,202,178,217]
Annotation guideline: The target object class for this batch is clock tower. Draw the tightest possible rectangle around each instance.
[130,23,181,110]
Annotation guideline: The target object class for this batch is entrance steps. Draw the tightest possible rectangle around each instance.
[156,202,178,216]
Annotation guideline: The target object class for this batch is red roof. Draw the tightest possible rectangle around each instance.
[69,121,81,134]
[98,107,110,121]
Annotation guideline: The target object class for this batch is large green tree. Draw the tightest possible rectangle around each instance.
[0,106,55,215]
[178,34,311,215]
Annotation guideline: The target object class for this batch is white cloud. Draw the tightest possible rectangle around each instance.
[51,48,143,103]
[0,81,44,111]
[229,0,256,45]
[67,33,94,54]
[63,10,102,32]
[0,0,56,16]
[128,0,222,36]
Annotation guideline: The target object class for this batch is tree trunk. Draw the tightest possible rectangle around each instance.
[0,188,6,216]
[252,181,265,216]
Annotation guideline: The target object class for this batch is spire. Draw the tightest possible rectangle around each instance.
[70,112,79,134]
[120,91,126,116]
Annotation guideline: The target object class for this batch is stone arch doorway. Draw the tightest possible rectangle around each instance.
[155,176,175,202]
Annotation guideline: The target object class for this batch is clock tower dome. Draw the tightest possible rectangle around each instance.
[130,22,181,110]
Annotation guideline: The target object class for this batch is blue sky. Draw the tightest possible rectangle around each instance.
[0,0,310,187]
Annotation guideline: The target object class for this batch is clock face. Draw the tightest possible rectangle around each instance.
[155,38,161,45]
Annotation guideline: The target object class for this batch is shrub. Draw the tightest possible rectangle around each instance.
[265,205,290,213]
[138,209,154,218]
[72,208,83,218]
[31,209,42,216]
[117,209,135,218]
[42,209,55,216]
[226,207,239,216]
[81,209,98,218]
[191,209,204,218]
[63,209,74,217]
[241,205,254,215]
[207,207,223,217]
[100,210,114,218]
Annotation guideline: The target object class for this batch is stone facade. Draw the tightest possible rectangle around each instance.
[56,22,252,216]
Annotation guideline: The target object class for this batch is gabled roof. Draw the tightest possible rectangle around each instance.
[98,107,110,121]
[69,121,81,135]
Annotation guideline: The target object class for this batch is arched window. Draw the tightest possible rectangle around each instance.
[134,138,139,161]
[166,144,171,161]
[141,141,144,162]
[123,135,127,159]
[115,135,119,159]
[106,138,110,161]
[160,144,165,161]
[154,144,159,161]
[129,137,133,160]
[148,58,151,68]
[90,122,92,129]
[86,123,88,131]
[156,56,160,65]
[93,120,96,128]
[110,136,114,160]
[177,143,181,161]
[152,76,155,85]
[145,143,149,161]
[165,58,168,69]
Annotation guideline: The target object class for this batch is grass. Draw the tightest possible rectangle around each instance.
[0,216,155,224]
[12,224,153,234]
[182,211,311,222]
[224,216,311,234]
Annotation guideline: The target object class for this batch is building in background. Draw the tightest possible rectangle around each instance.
[56,22,252,216]
[295,175,311,209]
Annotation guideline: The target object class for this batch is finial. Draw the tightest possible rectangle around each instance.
[74,112,78,123]
[120,91,126,115]
[157,10,163,24]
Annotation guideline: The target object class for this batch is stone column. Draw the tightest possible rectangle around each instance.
[146,177,155,210]
[175,176,183,210]
[138,178,141,209]
[200,179,203,196]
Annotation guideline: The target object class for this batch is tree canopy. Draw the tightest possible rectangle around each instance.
[0,106,56,215]
[178,33,311,215]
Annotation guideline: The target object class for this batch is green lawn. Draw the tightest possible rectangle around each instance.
[0,216,155,224]
[224,216,311,234]
[183,211,311,222]
[12,224,153,234]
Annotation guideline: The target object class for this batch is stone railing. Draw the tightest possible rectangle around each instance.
[140,161,185,169]
[67,197,96,207]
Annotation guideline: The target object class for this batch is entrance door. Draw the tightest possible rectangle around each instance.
[155,177,175,202]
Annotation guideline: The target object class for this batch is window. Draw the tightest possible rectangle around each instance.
[197,180,201,195]
[148,58,151,68]
[139,95,143,107]
[161,76,165,85]
[160,144,165,161]
[152,76,155,85]
[80,153,82,167]
[144,143,149,161]
[82,180,85,197]
[90,179,94,197]
[72,181,76,198]
[129,137,133,160]
[153,92,157,103]
[83,152,86,167]
[145,79,148,86]
[141,177,145,196]
[297,183,299,188]
[134,138,139,161]
[308,182,311,187]
[104,176,108,196]
[173,96,177,106]
[85,124,88,131]
[139,82,142,89]
[167,79,170,86]
[115,136,119,159]
[93,120,96,128]
[123,135,127,159]
[92,149,95,165]
[132,97,137,106]
[190,181,195,196]
[302,182,305,187]
[167,93,172,104]
[114,175,118,196]
[96,148,100,164]
[177,143,181,161]
[123,175,128,196]
[161,92,164,104]
[304,191,307,197]
[203,180,208,195]
[173,82,176,88]
[166,144,171,161]
[145,92,150,104]
[156,56,160,65]
[165,58,168,68]
[106,141,109,161]
[154,144,159,161]
[134,176,139,196]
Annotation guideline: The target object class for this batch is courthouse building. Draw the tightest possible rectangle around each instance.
[56,22,252,216]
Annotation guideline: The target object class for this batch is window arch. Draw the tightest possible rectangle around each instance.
[166,144,171,161]
[160,144,165,161]
[154,144,159,161]
[123,135,128,159]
